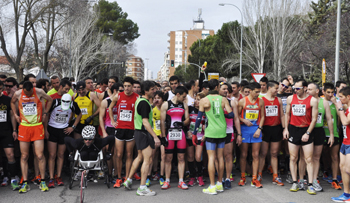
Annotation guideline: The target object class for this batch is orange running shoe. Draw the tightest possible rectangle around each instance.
[238,177,246,186]
[331,181,342,190]
[267,165,273,175]
[251,179,263,188]
[113,179,122,188]
[19,176,23,185]
[31,175,41,185]
[133,173,141,181]
[272,177,284,186]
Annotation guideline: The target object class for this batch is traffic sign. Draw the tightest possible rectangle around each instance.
[251,73,266,82]
[208,73,219,81]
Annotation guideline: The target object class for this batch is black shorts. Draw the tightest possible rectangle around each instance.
[106,127,116,137]
[115,129,134,141]
[48,126,67,145]
[313,127,326,146]
[134,130,155,151]
[0,130,14,148]
[324,136,340,146]
[205,137,226,145]
[288,125,314,146]
[186,138,204,147]
[74,123,87,134]
[262,125,283,142]
[225,133,234,144]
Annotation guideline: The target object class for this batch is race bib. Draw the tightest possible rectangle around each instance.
[292,104,306,116]
[189,122,202,133]
[23,103,37,116]
[316,113,322,124]
[119,110,132,122]
[343,126,347,139]
[81,108,88,115]
[156,120,161,130]
[168,128,182,141]
[55,114,68,124]
[282,98,287,113]
[265,105,278,117]
[0,110,7,122]
[245,110,259,121]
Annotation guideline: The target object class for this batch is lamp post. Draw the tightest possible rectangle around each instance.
[219,3,243,82]
[145,58,149,81]
[188,62,207,81]
[335,0,341,82]
[185,32,201,77]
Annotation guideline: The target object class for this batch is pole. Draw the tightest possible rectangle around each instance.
[335,0,341,82]
[68,22,72,77]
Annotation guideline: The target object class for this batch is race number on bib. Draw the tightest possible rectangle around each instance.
[316,113,322,124]
[81,108,88,115]
[292,104,306,116]
[156,120,161,130]
[119,110,132,122]
[245,110,259,121]
[168,128,182,140]
[0,110,7,122]
[55,114,68,124]
[23,103,37,116]
[265,105,278,117]
[343,126,347,139]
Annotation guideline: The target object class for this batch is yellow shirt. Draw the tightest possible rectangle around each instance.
[48,88,74,97]
[153,106,161,136]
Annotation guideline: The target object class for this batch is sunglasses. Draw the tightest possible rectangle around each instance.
[293,87,303,91]
[5,85,14,88]
[84,139,93,141]
[119,89,124,92]
[62,100,70,103]
[281,83,289,89]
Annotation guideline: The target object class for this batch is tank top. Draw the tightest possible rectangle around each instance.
[134,97,153,131]
[290,94,312,127]
[324,101,339,138]
[225,98,234,134]
[116,92,139,130]
[74,92,93,124]
[104,97,118,128]
[165,100,185,140]
[167,90,175,101]
[344,108,350,145]
[189,106,206,139]
[315,98,325,128]
[205,95,226,139]
[19,88,42,126]
[241,97,261,126]
[262,96,280,126]
[153,106,161,136]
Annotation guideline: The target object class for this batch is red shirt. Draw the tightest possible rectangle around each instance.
[262,97,281,126]
[50,93,63,100]
[241,97,261,126]
[3,91,8,96]
[95,89,103,94]
[116,92,139,130]
[290,95,312,127]
[344,109,350,145]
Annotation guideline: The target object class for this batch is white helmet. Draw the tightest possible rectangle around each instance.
[82,125,96,140]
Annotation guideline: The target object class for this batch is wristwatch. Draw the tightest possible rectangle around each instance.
[72,125,76,130]
[306,131,311,135]
[338,107,344,111]
[258,127,263,130]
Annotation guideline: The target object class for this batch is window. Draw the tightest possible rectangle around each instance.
[179,41,182,44]
[137,63,140,66]
[129,63,132,65]
[175,48,178,51]
[137,59,140,61]
[175,41,178,44]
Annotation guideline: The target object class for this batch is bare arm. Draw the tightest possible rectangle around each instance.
[91,93,101,116]
[160,102,168,138]
[108,94,118,127]
[183,102,190,126]
[222,97,232,113]
[278,98,285,128]
[99,100,108,137]
[10,110,17,140]
[284,96,293,131]
[324,99,334,137]
[232,100,241,135]
[259,99,265,128]
[335,101,350,126]
[307,97,319,133]
[10,90,21,123]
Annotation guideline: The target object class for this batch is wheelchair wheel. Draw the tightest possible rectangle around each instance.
[103,160,110,188]
[69,160,78,189]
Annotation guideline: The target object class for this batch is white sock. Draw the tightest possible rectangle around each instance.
[210,185,216,189]
[226,178,230,181]
[179,178,183,183]
[127,178,132,183]
[140,185,147,190]
[166,178,170,182]
[216,181,222,185]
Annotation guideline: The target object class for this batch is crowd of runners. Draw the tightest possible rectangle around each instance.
[1,65,350,201]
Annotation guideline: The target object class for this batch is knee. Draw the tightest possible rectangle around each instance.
[304,156,313,164]
[165,156,172,163]
[259,151,268,159]
[57,152,64,160]
[36,153,45,161]
[5,152,14,161]
[116,152,123,159]
[345,166,350,175]
[187,154,194,162]
[224,152,232,160]
[126,152,133,159]
[178,156,185,163]
[49,152,56,160]
[331,154,338,162]
[252,152,259,160]
[270,151,278,158]
[290,155,298,163]
[21,153,29,161]
[240,152,248,159]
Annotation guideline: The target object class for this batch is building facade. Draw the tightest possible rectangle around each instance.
[126,55,144,82]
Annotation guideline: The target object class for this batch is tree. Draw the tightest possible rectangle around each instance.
[173,65,198,83]
[95,0,140,44]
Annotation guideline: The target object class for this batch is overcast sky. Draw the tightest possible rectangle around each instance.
[112,0,245,79]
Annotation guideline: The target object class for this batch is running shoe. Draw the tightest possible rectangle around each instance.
[197,176,205,186]
[19,182,30,193]
[159,177,165,186]
[331,193,350,202]
[39,181,49,192]
[146,178,151,187]
[1,177,8,186]
[238,177,246,186]
[230,173,234,182]
[251,179,263,188]
[178,181,188,190]
[123,179,132,190]
[286,174,293,184]
[298,180,305,190]
[11,179,20,191]
[136,187,156,196]
[257,175,262,182]
[31,175,41,185]
[290,183,299,192]
[133,173,141,181]
[48,179,55,188]
[216,183,224,192]
[203,186,217,195]
[152,172,160,181]
[322,171,329,181]
[267,165,273,175]
[332,181,342,190]
[114,178,122,188]
[188,178,195,186]
[313,181,323,192]
[56,177,64,186]
[307,185,316,195]
[272,177,284,186]
[161,181,170,189]
[339,180,343,185]
[224,179,231,189]
[19,176,23,185]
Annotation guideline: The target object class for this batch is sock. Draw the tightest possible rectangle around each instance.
[241,173,245,178]
[210,185,216,189]
[252,175,257,181]
[160,175,164,180]
[188,161,196,178]
[308,183,312,186]
[226,178,230,181]
[127,178,132,183]
[195,161,203,176]
[258,172,262,177]
[7,161,17,178]
[23,181,28,185]
[147,175,151,180]
[216,181,222,185]
[166,178,170,182]
[332,179,337,182]
[293,181,297,184]
[41,178,46,182]
[140,185,147,190]
[344,193,350,198]
[179,178,183,183]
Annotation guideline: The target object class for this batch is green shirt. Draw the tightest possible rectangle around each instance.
[315,98,325,128]
[134,97,153,131]
[204,95,226,139]
[324,100,339,138]
[48,88,74,97]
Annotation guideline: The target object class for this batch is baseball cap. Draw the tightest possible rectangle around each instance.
[61,93,72,110]
[76,81,86,90]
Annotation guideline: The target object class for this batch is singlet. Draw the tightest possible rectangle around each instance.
[315,98,326,128]
[48,88,74,97]
[225,98,234,134]
[324,100,339,138]
[259,93,267,98]
[166,100,185,131]
[262,96,280,126]
[48,99,80,129]
[0,95,12,131]
[241,97,261,126]
[290,94,312,127]
[116,92,139,130]
[205,95,226,139]
[277,92,292,114]
[103,91,110,100]
[19,88,43,126]
[134,97,153,131]
[153,106,161,136]
[189,106,206,140]
[344,108,350,145]
[187,95,195,107]
[167,90,175,101]
[74,92,93,124]
[104,97,118,128]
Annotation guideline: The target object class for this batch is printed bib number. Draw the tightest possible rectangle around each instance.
[292,104,306,116]
[168,128,182,140]
[189,122,202,133]
[0,110,7,122]
[245,110,259,121]
[55,114,68,124]
[156,120,161,130]
[81,108,88,115]
[119,110,132,122]
[23,103,37,116]
[316,113,322,124]
[265,105,278,117]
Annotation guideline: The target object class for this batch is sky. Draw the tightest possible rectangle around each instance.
[112,0,245,79]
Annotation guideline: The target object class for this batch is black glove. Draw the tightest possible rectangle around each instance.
[85,116,94,124]
[160,137,168,147]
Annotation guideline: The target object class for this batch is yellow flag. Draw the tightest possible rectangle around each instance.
[322,59,326,85]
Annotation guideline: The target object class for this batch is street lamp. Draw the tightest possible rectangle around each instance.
[335,0,341,82]
[145,58,149,81]
[185,32,202,77]
[219,3,243,83]
[188,62,207,81]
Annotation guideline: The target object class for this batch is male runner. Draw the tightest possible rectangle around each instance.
[11,81,53,193]
[335,81,347,99]
[133,81,141,95]
[99,76,118,101]
[231,82,243,101]
[185,80,199,107]
[47,76,74,97]
[3,77,18,97]
[49,80,72,100]
[36,79,50,93]
[283,79,318,195]
[259,77,268,98]
[165,76,180,101]
[23,74,37,87]
[95,78,108,94]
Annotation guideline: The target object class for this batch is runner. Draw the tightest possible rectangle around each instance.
[238,82,265,189]
[133,81,141,95]
[122,81,160,196]
[3,77,18,97]
[99,76,119,101]
[109,77,139,188]
[185,80,199,107]
[231,82,243,101]
[335,81,347,99]
[49,80,72,100]
[36,79,50,93]
[95,78,108,94]
[283,79,318,195]
[165,76,180,101]
[259,77,268,98]
[11,81,53,193]
[23,74,36,87]
[47,76,74,97]
[258,80,285,186]
[160,86,190,190]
